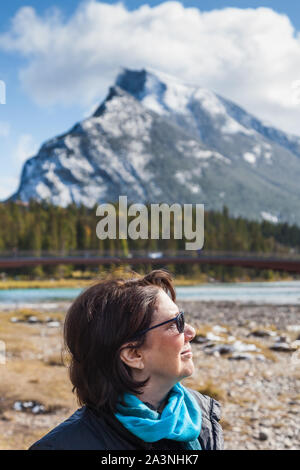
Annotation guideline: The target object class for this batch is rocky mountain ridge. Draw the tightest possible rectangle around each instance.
[10,68,300,225]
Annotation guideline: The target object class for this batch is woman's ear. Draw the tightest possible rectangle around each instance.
[119,343,145,370]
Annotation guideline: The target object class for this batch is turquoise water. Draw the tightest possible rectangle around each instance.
[0,281,300,305]
[176,281,300,304]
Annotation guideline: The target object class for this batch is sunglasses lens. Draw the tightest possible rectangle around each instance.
[177,312,185,333]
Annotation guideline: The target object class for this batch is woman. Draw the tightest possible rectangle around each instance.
[29,270,223,450]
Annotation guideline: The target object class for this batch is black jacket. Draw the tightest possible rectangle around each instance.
[29,388,224,450]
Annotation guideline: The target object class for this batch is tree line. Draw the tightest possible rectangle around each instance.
[0,201,299,280]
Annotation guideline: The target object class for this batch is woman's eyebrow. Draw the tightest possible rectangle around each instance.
[166,311,180,321]
[157,310,180,324]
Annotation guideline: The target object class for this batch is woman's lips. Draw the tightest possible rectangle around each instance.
[181,348,192,356]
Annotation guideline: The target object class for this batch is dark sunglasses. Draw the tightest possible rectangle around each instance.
[131,310,185,340]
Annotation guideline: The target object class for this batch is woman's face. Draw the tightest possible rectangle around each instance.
[139,289,196,388]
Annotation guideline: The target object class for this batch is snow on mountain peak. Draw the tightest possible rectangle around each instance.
[116,68,258,139]
[116,67,197,115]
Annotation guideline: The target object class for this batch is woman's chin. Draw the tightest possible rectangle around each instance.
[180,360,195,378]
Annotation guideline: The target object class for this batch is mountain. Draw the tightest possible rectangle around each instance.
[9,68,300,225]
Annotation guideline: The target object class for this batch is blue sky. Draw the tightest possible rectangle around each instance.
[1,0,300,200]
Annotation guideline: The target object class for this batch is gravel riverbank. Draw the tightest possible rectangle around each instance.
[179,301,300,450]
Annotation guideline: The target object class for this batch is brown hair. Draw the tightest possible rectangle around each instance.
[63,269,176,414]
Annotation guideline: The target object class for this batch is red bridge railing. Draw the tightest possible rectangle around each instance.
[0,251,300,272]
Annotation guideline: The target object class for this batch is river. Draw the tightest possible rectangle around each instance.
[0,280,300,306]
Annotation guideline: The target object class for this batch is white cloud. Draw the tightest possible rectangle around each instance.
[0,121,10,137]
[0,1,300,134]
[14,133,38,164]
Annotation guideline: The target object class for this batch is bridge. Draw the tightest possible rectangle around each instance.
[0,251,300,273]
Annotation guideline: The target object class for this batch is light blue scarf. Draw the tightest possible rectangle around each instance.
[115,382,202,449]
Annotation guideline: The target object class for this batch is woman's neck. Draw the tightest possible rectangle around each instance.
[135,380,176,411]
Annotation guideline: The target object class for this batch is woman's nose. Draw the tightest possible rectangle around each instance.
[184,323,196,341]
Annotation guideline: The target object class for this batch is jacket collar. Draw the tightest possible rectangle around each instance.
[85,406,152,449]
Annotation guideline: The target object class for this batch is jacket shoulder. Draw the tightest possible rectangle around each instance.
[185,386,224,450]
[28,407,106,450]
